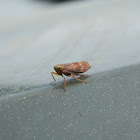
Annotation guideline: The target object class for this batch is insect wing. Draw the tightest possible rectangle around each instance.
[63,62,90,73]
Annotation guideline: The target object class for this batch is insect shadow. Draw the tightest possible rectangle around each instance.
[53,75,90,90]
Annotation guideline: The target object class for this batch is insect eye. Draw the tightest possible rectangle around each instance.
[54,65,62,71]
[57,66,62,70]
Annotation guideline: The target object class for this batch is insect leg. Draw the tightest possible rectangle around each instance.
[68,75,87,84]
[64,70,87,83]
[51,72,60,84]
[73,75,87,84]
[61,75,66,91]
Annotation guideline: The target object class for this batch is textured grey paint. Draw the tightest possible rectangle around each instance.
[1,64,140,140]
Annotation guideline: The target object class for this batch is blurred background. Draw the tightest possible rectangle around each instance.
[1,0,140,89]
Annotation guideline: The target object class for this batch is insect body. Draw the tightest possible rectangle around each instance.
[51,61,91,91]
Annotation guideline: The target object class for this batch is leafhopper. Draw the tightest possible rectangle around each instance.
[51,61,91,91]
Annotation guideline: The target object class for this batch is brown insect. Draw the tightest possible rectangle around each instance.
[51,61,91,91]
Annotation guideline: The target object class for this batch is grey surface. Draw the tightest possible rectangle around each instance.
[1,0,140,140]
[1,64,140,140]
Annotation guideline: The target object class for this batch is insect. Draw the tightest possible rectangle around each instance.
[51,61,91,91]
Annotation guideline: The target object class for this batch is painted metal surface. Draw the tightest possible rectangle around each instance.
[0,0,140,139]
